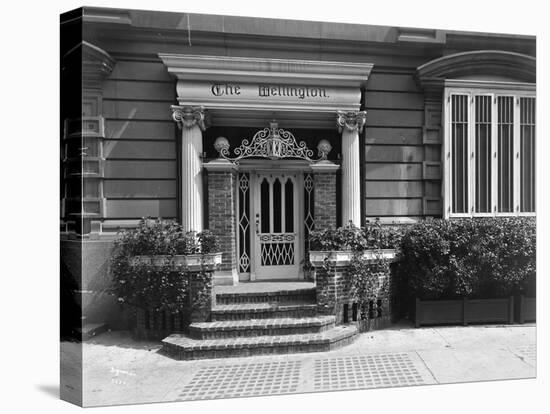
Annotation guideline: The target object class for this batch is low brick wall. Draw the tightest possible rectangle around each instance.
[314,261,395,332]
[133,270,215,340]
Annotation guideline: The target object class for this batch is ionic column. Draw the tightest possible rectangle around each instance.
[171,105,208,232]
[337,110,367,227]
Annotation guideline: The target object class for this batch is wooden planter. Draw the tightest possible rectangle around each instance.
[415,297,514,328]
[517,295,536,323]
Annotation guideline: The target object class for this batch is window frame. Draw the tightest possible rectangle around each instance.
[443,80,535,219]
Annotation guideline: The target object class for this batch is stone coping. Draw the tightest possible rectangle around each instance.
[309,249,398,267]
[129,252,223,271]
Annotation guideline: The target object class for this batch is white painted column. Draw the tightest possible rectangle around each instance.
[171,105,207,232]
[337,110,367,227]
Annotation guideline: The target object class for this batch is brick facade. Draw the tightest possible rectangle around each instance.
[207,170,238,274]
[313,171,337,230]
[134,270,215,340]
[314,261,394,332]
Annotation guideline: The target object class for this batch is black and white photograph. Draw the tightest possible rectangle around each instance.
[3,1,548,413]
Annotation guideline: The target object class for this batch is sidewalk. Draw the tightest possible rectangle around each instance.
[61,323,536,407]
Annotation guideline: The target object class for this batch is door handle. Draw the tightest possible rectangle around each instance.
[255,218,260,235]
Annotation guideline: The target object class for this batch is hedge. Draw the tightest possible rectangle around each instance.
[395,217,536,300]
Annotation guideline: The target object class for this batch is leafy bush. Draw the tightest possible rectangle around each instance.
[110,218,220,312]
[309,222,401,307]
[348,256,390,305]
[197,230,220,254]
[395,217,536,300]
[309,221,403,252]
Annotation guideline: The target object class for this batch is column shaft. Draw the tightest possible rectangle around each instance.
[341,127,361,226]
[338,111,366,226]
[180,124,203,232]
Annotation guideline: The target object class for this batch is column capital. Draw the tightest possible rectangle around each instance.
[171,105,208,131]
[336,110,367,133]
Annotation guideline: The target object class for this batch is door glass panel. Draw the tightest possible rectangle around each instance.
[520,97,535,212]
[273,178,282,233]
[451,94,468,213]
[285,178,294,232]
[260,178,270,233]
[475,95,491,213]
[238,173,251,273]
[497,96,514,213]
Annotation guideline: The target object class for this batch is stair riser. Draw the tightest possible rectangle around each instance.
[162,334,357,360]
[189,323,334,339]
[211,308,317,321]
[216,292,316,305]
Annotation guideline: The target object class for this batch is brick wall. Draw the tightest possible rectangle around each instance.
[313,172,337,230]
[314,261,395,331]
[134,270,215,340]
[207,171,237,273]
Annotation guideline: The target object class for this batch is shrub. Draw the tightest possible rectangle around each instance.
[309,222,401,308]
[348,256,390,305]
[110,218,220,312]
[309,221,403,252]
[197,229,220,254]
[395,217,536,300]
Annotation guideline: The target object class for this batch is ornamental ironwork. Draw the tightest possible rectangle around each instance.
[215,121,330,164]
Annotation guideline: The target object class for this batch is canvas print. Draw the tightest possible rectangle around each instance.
[60,6,536,407]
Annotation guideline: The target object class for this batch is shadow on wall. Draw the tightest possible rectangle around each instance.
[61,239,132,334]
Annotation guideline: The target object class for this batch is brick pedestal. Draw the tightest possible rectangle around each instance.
[204,159,239,285]
[315,265,350,323]
[188,271,215,323]
[133,269,215,340]
[311,161,339,230]
[312,253,395,331]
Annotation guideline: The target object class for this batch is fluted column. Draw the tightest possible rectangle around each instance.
[337,110,366,226]
[171,105,208,232]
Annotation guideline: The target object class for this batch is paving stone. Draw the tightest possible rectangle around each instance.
[313,353,429,391]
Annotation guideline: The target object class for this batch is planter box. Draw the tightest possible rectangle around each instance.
[309,249,397,267]
[130,252,223,271]
[415,297,514,328]
[517,295,536,323]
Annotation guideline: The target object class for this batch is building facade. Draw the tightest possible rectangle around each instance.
[60,7,536,326]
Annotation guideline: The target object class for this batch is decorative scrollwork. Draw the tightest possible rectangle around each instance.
[336,110,367,133]
[216,121,330,164]
[171,105,207,131]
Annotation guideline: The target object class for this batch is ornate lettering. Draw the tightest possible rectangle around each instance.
[257,84,329,99]
[210,83,242,97]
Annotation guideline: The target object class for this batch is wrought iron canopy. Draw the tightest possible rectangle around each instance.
[214,121,331,164]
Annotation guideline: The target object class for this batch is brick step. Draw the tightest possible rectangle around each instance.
[210,302,318,321]
[189,316,336,339]
[161,325,358,360]
[215,288,316,305]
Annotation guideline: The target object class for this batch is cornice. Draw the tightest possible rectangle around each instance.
[158,54,373,88]
[416,50,536,93]
[62,41,116,89]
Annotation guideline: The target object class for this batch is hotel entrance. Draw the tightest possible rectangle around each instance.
[160,54,372,285]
